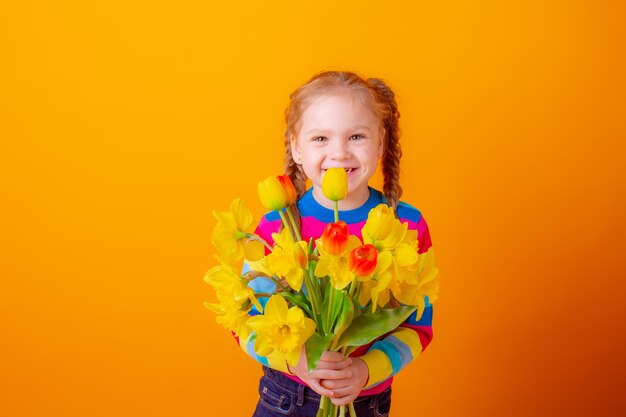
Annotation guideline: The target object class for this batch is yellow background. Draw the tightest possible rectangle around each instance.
[1,1,625,416]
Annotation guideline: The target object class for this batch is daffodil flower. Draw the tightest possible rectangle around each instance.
[211,198,255,262]
[265,228,309,291]
[246,295,316,366]
[204,301,252,340]
[203,261,261,311]
[315,234,362,290]
[356,250,394,312]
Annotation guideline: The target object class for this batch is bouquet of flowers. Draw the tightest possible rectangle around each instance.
[204,168,439,417]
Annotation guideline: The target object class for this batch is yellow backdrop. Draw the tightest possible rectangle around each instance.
[1,1,624,416]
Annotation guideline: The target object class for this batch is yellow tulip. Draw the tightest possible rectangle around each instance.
[322,168,348,201]
[247,295,316,366]
[362,204,408,250]
[258,176,288,211]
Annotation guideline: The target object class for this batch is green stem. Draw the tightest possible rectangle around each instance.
[334,201,339,223]
[303,267,321,330]
[268,276,290,293]
[328,401,336,417]
[347,276,357,298]
[325,286,336,335]
[285,206,302,241]
[348,402,356,417]
[278,210,295,241]
[319,396,328,416]
[339,405,345,417]
[244,233,273,252]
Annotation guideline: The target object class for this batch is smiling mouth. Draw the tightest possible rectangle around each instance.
[324,168,357,173]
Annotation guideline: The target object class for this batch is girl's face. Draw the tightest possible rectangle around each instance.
[291,93,384,210]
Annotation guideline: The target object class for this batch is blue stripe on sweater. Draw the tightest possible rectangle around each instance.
[370,338,405,375]
[406,303,433,326]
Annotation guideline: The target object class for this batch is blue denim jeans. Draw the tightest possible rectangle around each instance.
[252,366,392,417]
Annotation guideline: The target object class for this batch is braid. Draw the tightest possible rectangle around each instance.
[283,133,307,237]
[368,78,403,213]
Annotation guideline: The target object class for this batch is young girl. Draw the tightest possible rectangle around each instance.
[240,71,435,417]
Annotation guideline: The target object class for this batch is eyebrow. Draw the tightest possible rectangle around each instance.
[303,126,373,135]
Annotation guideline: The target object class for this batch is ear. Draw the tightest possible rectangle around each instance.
[377,127,386,158]
[290,137,302,163]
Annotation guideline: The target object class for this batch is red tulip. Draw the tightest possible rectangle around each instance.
[348,244,378,276]
[320,221,349,255]
[277,175,297,206]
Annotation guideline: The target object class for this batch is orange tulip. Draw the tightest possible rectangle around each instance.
[348,244,378,276]
[320,221,350,255]
[277,174,297,205]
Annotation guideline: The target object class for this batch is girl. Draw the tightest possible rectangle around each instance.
[241,71,436,417]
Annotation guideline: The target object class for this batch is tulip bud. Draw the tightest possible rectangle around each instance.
[348,244,378,276]
[258,176,287,211]
[364,204,397,241]
[322,168,348,202]
[277,174,297,206]
[320,221,350,255]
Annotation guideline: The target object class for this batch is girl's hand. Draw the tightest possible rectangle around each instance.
[320,357,369,406]
[288,347,353,398]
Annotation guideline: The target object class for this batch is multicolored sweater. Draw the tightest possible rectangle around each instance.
[236,187,435,396]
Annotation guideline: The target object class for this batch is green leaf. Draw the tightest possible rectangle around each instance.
[328,288,345,332]
[279,291,313,318]
[336,305,416,347]
[331,292,354,350]
[305,332,333,373]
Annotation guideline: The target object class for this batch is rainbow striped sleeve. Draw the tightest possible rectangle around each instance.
[359,209,436,389]
[233,213,293,372]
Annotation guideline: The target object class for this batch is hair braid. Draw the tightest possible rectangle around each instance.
[283,126,307,236]
[368,78,403,213]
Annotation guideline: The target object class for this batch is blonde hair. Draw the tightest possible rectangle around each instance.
[283,71,403,231]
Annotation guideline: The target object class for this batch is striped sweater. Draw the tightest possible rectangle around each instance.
[236,187,435,396]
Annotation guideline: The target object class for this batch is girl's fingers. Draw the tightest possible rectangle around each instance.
[309,368,352,380]
[304,378,335,398]
[319,351,346,362]
[329,394,356,406]
[316,357,352,370]
[319,379,351,391]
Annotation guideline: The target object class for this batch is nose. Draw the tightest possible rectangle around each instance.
[330,138,351,160]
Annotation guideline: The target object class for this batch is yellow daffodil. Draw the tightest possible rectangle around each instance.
[265,228,308,291]
[315,234,362,290]
[356,250,394,312]
[246,295,316,366]
[212,198,255,262]
[203,261,261,311]
[392,247,439,308]
[204,301,252,340]
[322,168,348,201]
[362,204,408,250]
[258,176,288,211]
